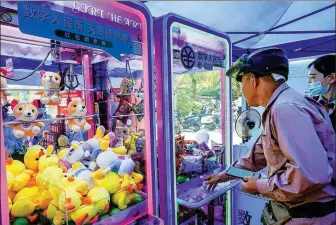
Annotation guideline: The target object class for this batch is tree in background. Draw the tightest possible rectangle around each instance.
[175,70,241,119]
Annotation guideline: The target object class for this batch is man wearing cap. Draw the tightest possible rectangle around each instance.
[206,48,335,224]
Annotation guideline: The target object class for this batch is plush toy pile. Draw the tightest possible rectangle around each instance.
[175,133,221,184]
[6,125,146,225]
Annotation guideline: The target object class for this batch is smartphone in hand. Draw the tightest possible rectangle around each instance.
[226,166,261,180]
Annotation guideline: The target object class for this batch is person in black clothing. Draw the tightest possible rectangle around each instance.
[307,54,335,131]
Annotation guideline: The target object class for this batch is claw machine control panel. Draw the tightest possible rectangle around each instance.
[0,1,162,225]
[154,13,236,225]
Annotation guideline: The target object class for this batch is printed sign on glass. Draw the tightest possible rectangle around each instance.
[17,2,138,60]
[179,45,224,71]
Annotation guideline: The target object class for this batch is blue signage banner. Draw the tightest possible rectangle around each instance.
[17,2,135,60]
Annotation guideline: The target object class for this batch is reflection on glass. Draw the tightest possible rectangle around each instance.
[170,22,230,224]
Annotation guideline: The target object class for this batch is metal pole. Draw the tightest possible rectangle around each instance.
[110,113,145,119]
[1,88,97,92]
[0,111,10,225]
[233,3,336,45]
[82,53,95,138]
[3,114,98,125]
[227,30,336,35]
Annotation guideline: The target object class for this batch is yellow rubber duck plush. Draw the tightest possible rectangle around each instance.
[60,174,89,196]
[7,170,14,214]
[83,125,114,151]
[6,154,34,192]
[11,183,39,217]
[58,187,91,213]
[37,165,66,202]
[6,151,25,176]
[87,187,110,215]
[93,171,121,194]
[70,203,98,225]
[8,197,12,213]
[53,210,66,225]
[57,148,68,159]
[36,165,65,189]
[7,170,14,190]
[112,146,128,155]
[38,145,59,172]
[112,180,137,210]
[24,145,46,172]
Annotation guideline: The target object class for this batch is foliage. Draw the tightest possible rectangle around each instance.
[174,70,241,119]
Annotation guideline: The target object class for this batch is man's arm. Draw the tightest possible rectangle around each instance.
[218,135,267,180]
[233,136,267,171]
[256,103,333,202]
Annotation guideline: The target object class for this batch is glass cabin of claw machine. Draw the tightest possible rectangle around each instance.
[0,1,161,225]
[154,13,238,225]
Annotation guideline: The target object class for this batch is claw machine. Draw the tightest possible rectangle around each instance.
[0,1,162,225]
[154,13,238,225]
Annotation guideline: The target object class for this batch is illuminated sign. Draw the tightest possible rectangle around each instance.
[71,1,142,30]
[17,2,139,60]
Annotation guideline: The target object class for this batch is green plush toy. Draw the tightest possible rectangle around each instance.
[11,218,30,225]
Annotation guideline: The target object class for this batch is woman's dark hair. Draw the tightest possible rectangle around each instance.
[308,55,336,77]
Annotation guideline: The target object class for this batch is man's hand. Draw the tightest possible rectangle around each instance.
[241,176,259,194]
[205,172,231,191]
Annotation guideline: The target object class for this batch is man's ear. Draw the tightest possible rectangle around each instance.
[250,73,258,88]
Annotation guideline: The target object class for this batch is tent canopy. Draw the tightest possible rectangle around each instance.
[145,1,336,60]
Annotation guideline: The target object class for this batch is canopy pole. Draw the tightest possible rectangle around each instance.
[228,30,336,35]
[232,38,335,59]
[233,3,336,45]
[287,38,336,54]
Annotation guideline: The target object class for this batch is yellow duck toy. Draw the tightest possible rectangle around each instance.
[124,132,143,155]
[24,145,46,172]
[6,153,34,192]
[57,148,68,159]
[70,203,98,225]
[35,146,61,210]
[93,171,121,194]
[44,199,66,225]
[92,125,114,151]
[112,173,143,210]
[70,186,110,225]
[11,183,39,218]
[87,187,110,215]
[7,170,14,190]
[112,146,128,155]
[37,165,67,206]
[38,145,59,172]
[60,174,89,196]
[6,151,25,176]
[7,170,14,214]
[112,179,137,210]
[53,210,66,225]
[36,165,65,189]
[58,187,92,218]
[8,197,12,213]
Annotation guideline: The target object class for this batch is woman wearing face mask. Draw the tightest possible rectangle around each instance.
[307,54,336,131]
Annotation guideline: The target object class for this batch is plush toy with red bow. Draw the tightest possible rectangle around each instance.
[7,99,45,140]
[36,70,62,105]
[1,68,11,107]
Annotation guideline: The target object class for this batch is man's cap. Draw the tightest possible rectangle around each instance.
[227,48,289,82]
